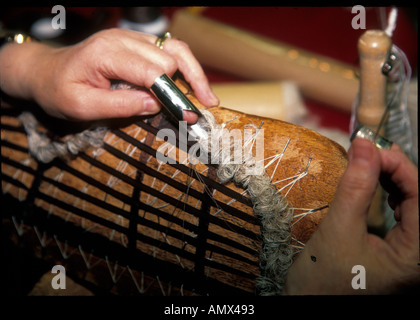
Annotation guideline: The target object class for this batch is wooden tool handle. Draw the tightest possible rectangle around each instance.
[169,9,358,112]
[357,30,392,130]
[356,30,392,234]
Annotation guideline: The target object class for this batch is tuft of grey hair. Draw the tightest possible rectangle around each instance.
[18,112,107,163]
[198,109,294,295]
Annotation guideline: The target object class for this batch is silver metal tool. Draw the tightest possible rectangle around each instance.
[151,74,209,140]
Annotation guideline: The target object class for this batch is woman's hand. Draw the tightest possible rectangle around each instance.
[0,28,218,122]
[284,139,419,294]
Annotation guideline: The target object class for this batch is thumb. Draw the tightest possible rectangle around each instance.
[329,138,381,227]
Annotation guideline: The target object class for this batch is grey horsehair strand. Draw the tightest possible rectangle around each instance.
[199,109,293,295]
[18,112,107,164]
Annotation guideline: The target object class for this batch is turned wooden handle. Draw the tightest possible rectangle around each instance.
[357,30,392,131]
[169,9,358,112]
[357,30,392,234]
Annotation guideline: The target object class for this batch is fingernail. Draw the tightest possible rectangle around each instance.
[144,97,160,114]
[208,91,219,107]
[349,140,374,163]
[182,110,199,124]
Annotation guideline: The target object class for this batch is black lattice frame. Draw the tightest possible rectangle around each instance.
[1,106,261,295]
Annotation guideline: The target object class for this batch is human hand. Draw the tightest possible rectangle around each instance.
[0,28,219,122]
[283,138,419,294]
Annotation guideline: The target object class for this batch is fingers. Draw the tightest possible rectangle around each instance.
[379,144,418,237]
[380,144,418,200]
[85,29,218,120]
[329,138,381,227]
[113,29,218,105]
[88,30,178,89]
[68,87,161,120]
[133,31,219,107]
[330,137,418,244]
[162,38,219,107]
[182,110,199,124]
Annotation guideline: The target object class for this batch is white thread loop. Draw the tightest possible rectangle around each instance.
[384,7,398,38]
